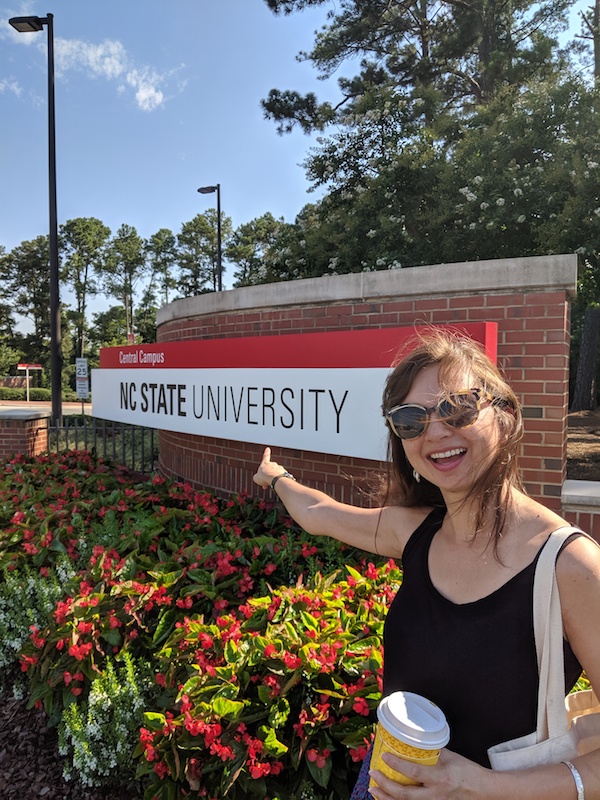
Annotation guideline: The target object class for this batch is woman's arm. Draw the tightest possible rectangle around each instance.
[252,447,429,558]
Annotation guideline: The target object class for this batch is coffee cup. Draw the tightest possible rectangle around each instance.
[369,691,450,788]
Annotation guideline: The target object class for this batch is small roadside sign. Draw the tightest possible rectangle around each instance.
[75,358,89,401]
[17,363,43,402]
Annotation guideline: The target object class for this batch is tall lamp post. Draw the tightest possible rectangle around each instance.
[197,184,222,291]
[9,13,62,426]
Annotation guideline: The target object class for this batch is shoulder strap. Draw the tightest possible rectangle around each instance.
[533,526,584,741]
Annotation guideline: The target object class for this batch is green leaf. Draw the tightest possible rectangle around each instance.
[142,711,167,730]
[306,751,332,788]
[152,609,177,645]
[259,725,289,756]
[212,696,245,719]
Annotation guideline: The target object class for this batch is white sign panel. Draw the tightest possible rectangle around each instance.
[92,367,390,460]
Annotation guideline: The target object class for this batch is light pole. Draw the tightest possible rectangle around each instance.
[197,184,223,291]
[10,13,62,426]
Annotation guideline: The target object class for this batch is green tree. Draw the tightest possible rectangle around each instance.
[135,287,158,343]
[262,0,573,137]
[177,211,232,295]
[2,236,52,344]
[87,306,128,351]
[146,228,178,305]
[104,225,147,341]
[60,217,112,358]
[227,213,285,286]
[0,342,22,375]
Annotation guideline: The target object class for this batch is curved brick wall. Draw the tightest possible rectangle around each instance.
[156,255,577,513]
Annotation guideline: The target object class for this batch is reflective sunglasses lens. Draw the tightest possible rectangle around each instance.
[389,406,427,439]
[439,393,480,428]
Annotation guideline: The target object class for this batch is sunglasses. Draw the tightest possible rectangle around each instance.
[384,388,494,440]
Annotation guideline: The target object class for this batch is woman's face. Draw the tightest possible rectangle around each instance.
[400,363,501,500]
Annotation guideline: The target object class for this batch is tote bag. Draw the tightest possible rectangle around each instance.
[488,527,600,770]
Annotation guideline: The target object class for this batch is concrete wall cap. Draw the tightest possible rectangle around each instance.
[157,254,579,326]
[0,409,52,421]
[562,479,600,508]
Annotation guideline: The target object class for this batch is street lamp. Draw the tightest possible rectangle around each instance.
[9,13,62,427]
[197,184,223,292]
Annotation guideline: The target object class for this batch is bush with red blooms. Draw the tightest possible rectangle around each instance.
[0,451,401,799]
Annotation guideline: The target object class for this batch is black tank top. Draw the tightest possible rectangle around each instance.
[383,507,582,767]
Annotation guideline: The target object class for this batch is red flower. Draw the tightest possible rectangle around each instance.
[353,697,371,717]
[153,760,170,778]
[283,652,302,670]
[68,641,93,661]
[20,654,38,672]
[77,621,94,634]
[306,747,331,768]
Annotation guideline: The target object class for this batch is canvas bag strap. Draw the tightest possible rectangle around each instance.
[533,527,582,742]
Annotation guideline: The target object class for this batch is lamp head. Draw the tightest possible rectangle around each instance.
[9,15,45,32]
[197,185,217,194]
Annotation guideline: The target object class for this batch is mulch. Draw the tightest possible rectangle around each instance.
[0,695,136,800]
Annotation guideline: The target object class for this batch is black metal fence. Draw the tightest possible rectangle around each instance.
[47,416,159,475]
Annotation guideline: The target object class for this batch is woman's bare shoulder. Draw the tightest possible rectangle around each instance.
[375,504,438,558]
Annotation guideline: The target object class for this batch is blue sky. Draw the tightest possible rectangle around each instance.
[1,0,340,298]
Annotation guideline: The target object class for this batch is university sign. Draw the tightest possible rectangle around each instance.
[92,323,497,460]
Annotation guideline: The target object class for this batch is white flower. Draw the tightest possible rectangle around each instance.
[517,215,526,223]
[469,222,477,230]
[366,229,377,238]
[473,175,483,185]
[480,202,489,210]
[587,161,598,169]
[459,186,477,202]
[496,198,505,206]
[513,188,523,197]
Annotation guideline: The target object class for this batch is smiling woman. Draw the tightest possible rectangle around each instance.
[252,327,600,800]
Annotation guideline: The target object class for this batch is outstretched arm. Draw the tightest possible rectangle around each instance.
[253,447,428,558]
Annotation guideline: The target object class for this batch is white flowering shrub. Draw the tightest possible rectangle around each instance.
[0,562,67,675]
[58,653,155,787]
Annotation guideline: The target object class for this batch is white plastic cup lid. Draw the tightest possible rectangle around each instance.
[377,691,450,749]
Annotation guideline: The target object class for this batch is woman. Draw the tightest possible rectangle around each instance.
[252,329,600,799]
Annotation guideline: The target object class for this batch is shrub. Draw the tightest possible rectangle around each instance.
[1,451,394,798]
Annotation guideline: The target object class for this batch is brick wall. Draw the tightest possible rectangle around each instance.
[0,411,50,461]
[157,255,584,519]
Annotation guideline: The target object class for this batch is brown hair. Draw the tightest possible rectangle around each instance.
[380,328,524,549]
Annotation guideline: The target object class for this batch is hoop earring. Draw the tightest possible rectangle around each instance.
[413,469,421,483]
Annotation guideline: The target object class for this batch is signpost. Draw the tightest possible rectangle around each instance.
[75,358,89,413]
[17,363,42,402]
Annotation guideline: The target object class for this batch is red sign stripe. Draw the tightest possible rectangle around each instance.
[99,323,497,370]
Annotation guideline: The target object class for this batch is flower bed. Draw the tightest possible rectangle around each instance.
[0,452,399,799]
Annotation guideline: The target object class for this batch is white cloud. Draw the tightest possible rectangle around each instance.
[56,38,128,81]
[0,78,21,95]
[54,37,170,112]
[124,66,164,112]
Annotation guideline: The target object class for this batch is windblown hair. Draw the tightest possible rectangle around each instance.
[380,328,524,549]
